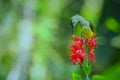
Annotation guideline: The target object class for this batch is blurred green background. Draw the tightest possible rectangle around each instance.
[0,0,120,80]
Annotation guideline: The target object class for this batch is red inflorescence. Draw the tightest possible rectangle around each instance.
[87,35,97,51]
[88,50,96,63]
[69,35,86,65]
[87,35,97,63]
[69,34,97,65]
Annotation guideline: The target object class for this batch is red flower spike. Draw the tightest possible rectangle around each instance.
[69,35,86,65]
[69,44,79,52]
[88,51,96,63]
[87,35,97,51]
[69,34,97,65]
[87,34,97,63]
[70,52,86,65]
[72,35,86,47]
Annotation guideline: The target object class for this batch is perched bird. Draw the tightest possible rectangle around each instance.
[70,14,95,39]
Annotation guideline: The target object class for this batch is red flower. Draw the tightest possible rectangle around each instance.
[87,35,97,51]
[69,44,80,53]
[88,50,96,63]
[72,35,86,47]
[70,52,86,65]
[87,34,97,63]
[69,34,97,65]
[69,35,86,65]
[69,44,84,54]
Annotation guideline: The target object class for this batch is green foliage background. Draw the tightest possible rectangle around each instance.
[0,0,120,80]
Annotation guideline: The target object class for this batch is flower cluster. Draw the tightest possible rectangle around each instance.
[69,35,86,65]
[87,35,97,63]
[69,34,97,65]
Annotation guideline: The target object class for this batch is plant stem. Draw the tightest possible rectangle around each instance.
[86,74,89,80]
[86,55,89,80]
[86,44,89,80]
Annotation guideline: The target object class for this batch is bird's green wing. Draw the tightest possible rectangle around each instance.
[74,22,83,37]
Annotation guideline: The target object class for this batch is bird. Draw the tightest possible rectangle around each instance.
[70,14,95,39]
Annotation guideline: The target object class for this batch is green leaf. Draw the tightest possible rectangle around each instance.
[72,73,82,80]
[92,75,107,80]
[105,17,120,33]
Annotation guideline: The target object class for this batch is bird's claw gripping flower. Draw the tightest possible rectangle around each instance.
[69,34,97,65]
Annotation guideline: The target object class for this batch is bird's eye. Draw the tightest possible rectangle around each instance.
[72,21,75,24]
[70,20,73,26]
